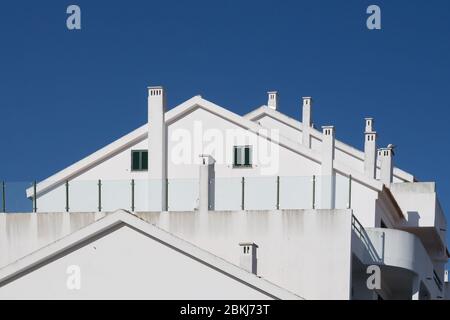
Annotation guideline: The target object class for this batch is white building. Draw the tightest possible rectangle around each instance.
[0,87,448,300]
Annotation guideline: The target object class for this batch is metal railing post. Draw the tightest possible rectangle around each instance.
[1,181,5,213]
[33,181,37,213]
[276,176,280,210]
[98,179,102,212]
[131,179,135,212]
[241,177,245,211]
[65,180,69,212]
[347,175,352,209]
[312,175,316,209]
[165,178,169,211]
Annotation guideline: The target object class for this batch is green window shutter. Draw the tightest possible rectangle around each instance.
[233,146,252,167]
[237,147,243,166]
[141,151,148,170]
[131,150,148,171]
[132,151,140,171]
[244,147,251,166]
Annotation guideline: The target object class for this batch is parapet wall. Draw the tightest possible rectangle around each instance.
[0,209,353,300]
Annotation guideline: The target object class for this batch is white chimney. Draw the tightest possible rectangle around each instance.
[198,154,215,212]
[148,86,167,211]
[321,126,335,176]
[302,97,313,148]
[239,242,258,275]
[267,91,278,110]
[378,146,394,186]
[321,126,335,209]
[364,118,377,179]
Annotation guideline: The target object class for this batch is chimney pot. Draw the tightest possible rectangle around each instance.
[365,117,374,133]
[267,91,278,110]
[379,145,394,186]
[302,97,313,126]
[239,242,258,275]
[364,118,377,179]
[302,97,313,148]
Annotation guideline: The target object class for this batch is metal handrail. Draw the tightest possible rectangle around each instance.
[433,270,443,292]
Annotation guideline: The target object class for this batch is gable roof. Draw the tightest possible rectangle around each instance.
[244,105,415,183]
[0,210,303,300]
[28,95,391,199]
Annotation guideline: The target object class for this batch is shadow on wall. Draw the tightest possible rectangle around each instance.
[407,211,420,227]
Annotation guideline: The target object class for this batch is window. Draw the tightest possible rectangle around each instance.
[233,146,252,168]
[131,150,148,171]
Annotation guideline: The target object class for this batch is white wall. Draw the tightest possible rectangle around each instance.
[35,107,385,218]
[37,138,149,212]
[0,224,277,300]
[167,107,320,179]
[0,210,354,300]
[390,182,447,246]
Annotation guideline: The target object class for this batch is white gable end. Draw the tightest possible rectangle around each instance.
[0,211,301,300]
[0,225,275,299]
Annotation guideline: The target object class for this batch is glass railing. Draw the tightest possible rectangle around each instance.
[279,176,314,209]
[0,174,353,213]
[168,178,199,211]
[0,181,34,213]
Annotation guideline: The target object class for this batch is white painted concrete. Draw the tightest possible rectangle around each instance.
[379,147,394,186]
[352,227,442,299]
[267,91,278,111]
[0,209,353,300]
[148,86,167,211]
[364,118,377,179]
[390,182,447,247]
[302,97,312,148]
[0,211,301,300]
[13,89,446,300]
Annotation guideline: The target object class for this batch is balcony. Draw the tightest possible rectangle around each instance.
[390,182,447,250]
[351,218,444,299]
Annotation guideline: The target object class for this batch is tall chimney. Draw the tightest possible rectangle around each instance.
[321,126,335,209]
[148,86,167,211]
[302,97,313,148]
[239,242,258,275]
[378,146,394,186]
[321,126,335,176]
[364,118,377,179]
[267,91,278,110]
[198,154,215,212]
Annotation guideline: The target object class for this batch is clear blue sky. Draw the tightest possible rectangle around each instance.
[0,1,449,241]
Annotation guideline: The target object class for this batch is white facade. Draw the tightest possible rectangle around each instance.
[0,87,447,299]
[0,211,301,300]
